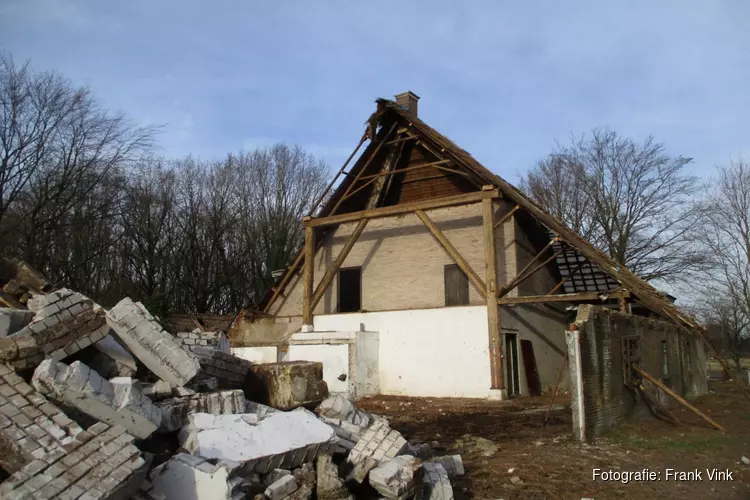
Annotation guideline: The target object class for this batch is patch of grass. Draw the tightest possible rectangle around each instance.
[707,357,750,372]
[603,426,735,453]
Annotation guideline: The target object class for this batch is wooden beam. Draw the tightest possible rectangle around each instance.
[497,238,558,298]
[308,133,367,216]
[366,140,406,209]
[328,121,398,216]
[503,248,564,298]
[547,259,587,295]
[355,160,452,183]
[302,222,315,325]
[307,189,499,228]
[386,134,418,145]
[498,290,630,305]
[482,194,504,391]
[493,204,520,229]
[415,209,487,297]
[264,251,303,313]
[633,366,724,431]
[310,219,369,311]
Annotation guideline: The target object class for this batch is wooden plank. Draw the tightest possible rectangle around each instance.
[493,204,520,229]
[497,238,558,298]
[352,160,452,183]
[482,195,504,390]
[366,140,406,209]
[303,222,314,325]
[310,219,369,311]
[309,133,367,216]
[498,290,630,305]
[416,209,487,298]
[633,366,724,431]
[308,189,499,228]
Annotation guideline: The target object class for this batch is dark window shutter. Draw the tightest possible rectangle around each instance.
[444,264,469,306]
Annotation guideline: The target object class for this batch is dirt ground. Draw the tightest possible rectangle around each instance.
[357,381,750,500]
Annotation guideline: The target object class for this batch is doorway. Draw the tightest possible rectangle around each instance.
[505,333,521,396]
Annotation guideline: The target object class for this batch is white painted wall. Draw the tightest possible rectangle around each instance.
[288,344,350,393]
[232,347,277,363]
[315,306,491,398]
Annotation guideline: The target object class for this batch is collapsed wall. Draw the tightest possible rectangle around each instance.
[567,305,709,441]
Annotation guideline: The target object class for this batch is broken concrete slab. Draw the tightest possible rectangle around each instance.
[157,389,246,432]
[422,462,454,500]
[106,297,200,387]
[316,394,386,429]
[32,359,162,439]
[319,416,364,453]
[316,454,354,500]
[368,455,424,499]
[0,362,83,474]
[89,334,138,378]
[347,421,408,482]
[0,308,34,337]
[0,292,110,370]
[186,346,253,389]
[150,453,234,500]
[0,422,145,500]
[264,468,292,486]
[245,361,328,411]
[178,410,337,474]
[429,455,464,478]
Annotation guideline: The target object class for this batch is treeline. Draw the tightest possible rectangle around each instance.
[0,55,327,315]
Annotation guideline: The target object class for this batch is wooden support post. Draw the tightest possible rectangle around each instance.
[633,366,725,431]
[415,209,487,297]
[308,133,367,216]
[482,192,504,394]
[310,219,369,311]
[302,221,314,326]
[619,296,628,313]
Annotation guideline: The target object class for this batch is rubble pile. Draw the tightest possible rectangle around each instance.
[0,259,463,499]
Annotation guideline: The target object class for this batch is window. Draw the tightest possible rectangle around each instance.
[661,340,669,379]
[338,267,362,313]
[444,264,469,306]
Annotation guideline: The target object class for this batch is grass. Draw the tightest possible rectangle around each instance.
[604,425,735,453]
[707,357,750,373]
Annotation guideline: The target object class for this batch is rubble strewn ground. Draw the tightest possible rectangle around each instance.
[0,262,465,499]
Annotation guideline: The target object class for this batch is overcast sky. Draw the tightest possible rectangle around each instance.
[1,0,748,183]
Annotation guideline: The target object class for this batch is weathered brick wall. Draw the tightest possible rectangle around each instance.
[575,305,708,438]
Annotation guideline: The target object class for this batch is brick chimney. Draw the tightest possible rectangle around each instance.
[394,91,420,117]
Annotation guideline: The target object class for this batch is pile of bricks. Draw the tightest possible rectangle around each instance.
[0,262,462,500]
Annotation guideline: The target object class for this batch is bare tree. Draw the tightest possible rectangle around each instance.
[521,128,706,283]
[696,159,750,371]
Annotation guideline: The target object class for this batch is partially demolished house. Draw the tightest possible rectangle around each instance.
[231,91,709,403]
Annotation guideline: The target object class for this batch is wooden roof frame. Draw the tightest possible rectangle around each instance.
[258,98,701,332]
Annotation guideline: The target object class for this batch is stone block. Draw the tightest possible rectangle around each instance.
[0,308,35,338]
[178,410,337,474]
[316,454,354,500]
[157,390,245,432]
[428,455,464,478]
[316,394,386,429]
[150,453,233,500]
[265,474,298,500]
[368,455,424,499]
[187,346,253,389]
[245,361,328,411]
[32,359,161,439]
[106,298,200,387]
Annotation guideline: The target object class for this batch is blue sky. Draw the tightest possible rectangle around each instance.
[2,0,748,183]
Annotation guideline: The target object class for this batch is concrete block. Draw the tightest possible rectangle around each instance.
[245,361,328,411]
[150,453,232,500]
[316,454,354,500]
[422,462,453,500]
[106,298,200,387]
[265,474,298,500]
[142,380,173,402]
[316,394,386,429]
[347,421,408,481]
[157,390,245,432]
[90,334,138,378]
[178,410,337,474]
[264,468,291,486]
[0,308,35,338]
[368,455,424,499]
[32,359,161,439]
[188,346,253,389]
[428,455,464,477]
